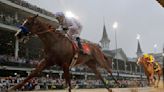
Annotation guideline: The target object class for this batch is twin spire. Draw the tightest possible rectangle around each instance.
[99,22,110,50]
[99,19,143,57]
[136,40,143,57]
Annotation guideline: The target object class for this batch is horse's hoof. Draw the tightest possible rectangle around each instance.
[108,89,112,92]
[5,89,9,92]
[154,86,158,88]
[131,88,138,92]
[6,87,14,92]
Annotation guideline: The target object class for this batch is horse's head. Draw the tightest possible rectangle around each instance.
[137,56,149,66]
[15,14,41,42]
[137,56,144,65]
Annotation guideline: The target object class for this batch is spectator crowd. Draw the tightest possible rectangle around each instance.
[0,76,148,91]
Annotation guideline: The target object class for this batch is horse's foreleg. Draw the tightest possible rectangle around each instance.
[86,62,112,92]
[150,74,155,86]
[147,76,150,86]
[8,59,47,91]
[63,66,72,92]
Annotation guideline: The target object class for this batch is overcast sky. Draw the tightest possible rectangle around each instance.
[24,0,164,57]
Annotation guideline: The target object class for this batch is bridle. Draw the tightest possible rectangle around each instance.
[17,17,51,36]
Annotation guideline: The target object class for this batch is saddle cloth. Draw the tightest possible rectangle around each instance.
[62,33,91,54]
[72,40,91,54]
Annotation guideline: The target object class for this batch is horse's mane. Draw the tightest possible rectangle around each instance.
[37,18,69,40]
[36,18,98,46]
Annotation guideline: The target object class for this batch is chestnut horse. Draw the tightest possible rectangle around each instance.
[156,0,164,7]
[137,56,162,87]
[8,15,118,92]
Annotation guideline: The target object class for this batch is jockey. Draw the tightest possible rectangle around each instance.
[143,54,154,63]
[143,54,159,71]
[54,12,84,53]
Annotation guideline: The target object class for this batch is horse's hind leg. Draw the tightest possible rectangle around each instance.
[7,59,48,91]
[92,49,119,86]
[150,74,155,86]
[86,61,112,92]
[156,71,161,88]
[104,66,119,87]
[101,55,119,86]
[147,76,151,86]
[153,76,157,87]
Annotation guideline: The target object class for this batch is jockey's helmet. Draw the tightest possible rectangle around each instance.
[149,55,154,62]
[55,12,64,17]
[143,54,149,59]
[55,12,65,24]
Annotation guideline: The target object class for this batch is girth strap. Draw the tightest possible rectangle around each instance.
[69,53,78,69]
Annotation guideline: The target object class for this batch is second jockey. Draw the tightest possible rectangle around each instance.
[143,54,159,71]
[54,12,84,53]
[143,54,154,63]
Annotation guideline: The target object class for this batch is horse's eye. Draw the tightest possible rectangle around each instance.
[26,22,30,25]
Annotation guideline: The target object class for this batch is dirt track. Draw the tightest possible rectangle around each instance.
[23,87,164,92]
[22,81,164,92]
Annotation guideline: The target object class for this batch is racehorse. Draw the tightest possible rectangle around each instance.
[137,56,162,87]
[8,15,119,92]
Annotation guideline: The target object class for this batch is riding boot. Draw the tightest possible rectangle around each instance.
[76,37,84,54]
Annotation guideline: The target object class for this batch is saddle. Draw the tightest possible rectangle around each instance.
[57,30,91,55]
